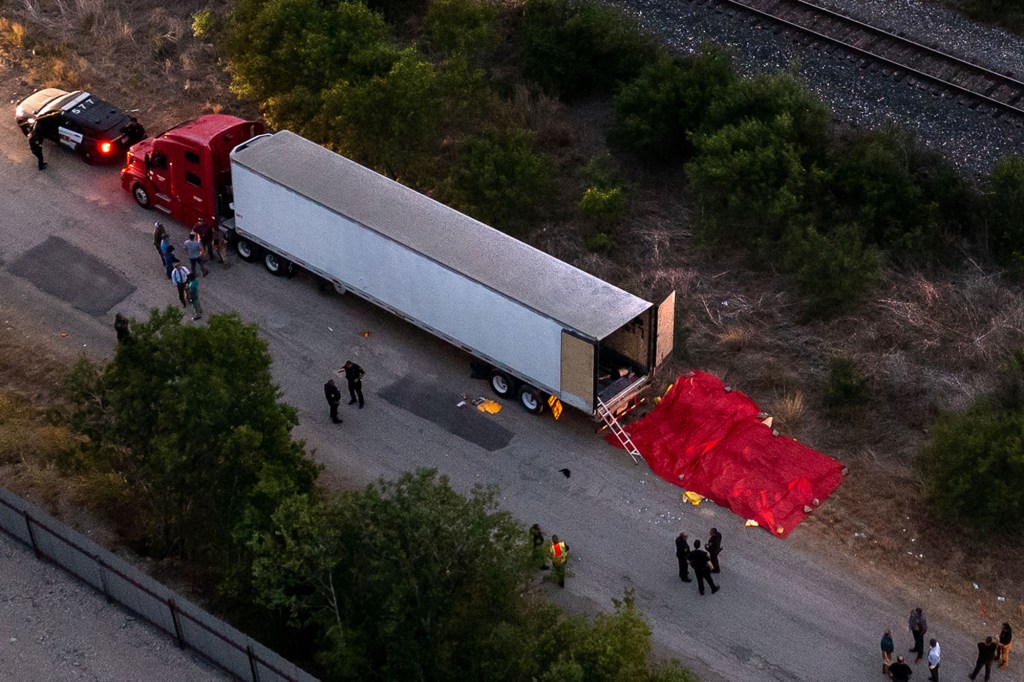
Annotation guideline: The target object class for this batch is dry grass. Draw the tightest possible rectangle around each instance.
[771,390,805,430]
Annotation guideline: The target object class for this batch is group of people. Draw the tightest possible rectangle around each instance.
[530,524,570,587]
[881,609,1012,681]
[323,361,366,424]
[675,528,723,595]
[154,219,229,321]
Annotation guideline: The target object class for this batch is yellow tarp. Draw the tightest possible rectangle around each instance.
[476,399,502,414]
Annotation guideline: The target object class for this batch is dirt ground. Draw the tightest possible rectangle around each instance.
[1,0,1021,640]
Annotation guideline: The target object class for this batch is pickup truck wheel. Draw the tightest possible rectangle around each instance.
[236,238,261,263]
[264,251,290,276]
[80,148,96,165]
[489,370,518,399]
[518,385,545,415]
[132,184,150,208]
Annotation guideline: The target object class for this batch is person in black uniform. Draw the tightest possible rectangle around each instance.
[688,540,719,595]
[707,527,723,573]
[343,360,365,408]
[324,379,343,424]
[675,531,692,582]
[28,123,46,170]
[889,655,913,682]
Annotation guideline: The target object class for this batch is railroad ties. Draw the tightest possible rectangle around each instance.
[699,0,1024,121]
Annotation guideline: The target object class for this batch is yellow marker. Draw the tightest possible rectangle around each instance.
[548,396,563,421]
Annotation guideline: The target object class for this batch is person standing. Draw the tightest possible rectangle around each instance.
[194,217,214,264]
[154,222,168,262]
[707,527,723,573]
[186,272,203,321]
[675,531,692,582]
[28,123,46,170]
[909,608,928,663]
[212,231,230,269]
[688,539,719,595]
[163,244,180,280]
[881,629,895,675]
[171,263,191,308]
[530,524,548,570]
[324,379,343,424]
[548,534,569,588]
[183,232,209,276]
[114,313,131,343]
[926,638,940,682]
[997,622,1013,669]
[969,635,998,681]
[888,655,913,682]
[343,360,365,408]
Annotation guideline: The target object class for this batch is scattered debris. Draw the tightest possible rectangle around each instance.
[558,468,571,478]
[745,519,759,527]
[683,491,703,506]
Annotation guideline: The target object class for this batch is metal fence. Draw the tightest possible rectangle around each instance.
[0,487,318,682]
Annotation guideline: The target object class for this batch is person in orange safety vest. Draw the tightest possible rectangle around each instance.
[548,535,569,587]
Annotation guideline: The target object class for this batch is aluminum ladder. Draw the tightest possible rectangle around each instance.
[597,398,643,465]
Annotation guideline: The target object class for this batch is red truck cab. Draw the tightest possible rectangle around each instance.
[121,115,264,228]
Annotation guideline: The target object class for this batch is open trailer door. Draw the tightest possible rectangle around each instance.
[560,330,595,412]
[654,291,675,368]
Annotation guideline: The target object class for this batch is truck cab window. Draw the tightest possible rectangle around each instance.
[185,171,202,187]
[184,150,201,164]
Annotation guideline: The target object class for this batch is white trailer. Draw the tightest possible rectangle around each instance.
[226,131,675,418]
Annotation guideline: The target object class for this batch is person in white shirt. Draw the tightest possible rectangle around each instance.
[927,638,941,681]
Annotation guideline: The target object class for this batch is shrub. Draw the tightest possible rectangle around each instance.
[701,73,831,163]
[962,0,1024,33]
[442,128,557,233]
[425,0,500,61]
[687,115,814,246]
[782,223,881,318]
[520,0,660,100]
[609,47,735,160]
[579,186,625,225]
[586,232,615,254]
[191,7,216,39]
[920,398,1024,535]
[581,153,620,190]
[827,127,974,258]
[823,356,870,409]
[987,155,1024,272]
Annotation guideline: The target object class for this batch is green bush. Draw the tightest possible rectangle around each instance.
[442,128,557,233]
[609,47,735,160]
[920,398,1024,535]
[687,115,815,246]
[579,186,625,225]
[425,0,500,61]
[823,355,870,409]
[191,7,217,39]
[782,223,881,318]
[586,232,615,255]
[702,73,831,162]
[520,0,660,100]
[827,127,975,258]
[987,155,1024,272]
[962,0,1024,33]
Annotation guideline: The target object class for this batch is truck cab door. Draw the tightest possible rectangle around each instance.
[146,151,178,217]
[653,291,675,368]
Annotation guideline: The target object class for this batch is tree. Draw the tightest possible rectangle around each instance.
[520,0,660,100]
[228,0,397,132]
[59,308,318,574]
[609,47,735,160]
[425,0,501,63]
[442,128,557,233]
[920,397,1024,535]
[248,469,532,680]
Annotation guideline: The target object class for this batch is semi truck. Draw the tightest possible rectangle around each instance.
[122,116,675,421]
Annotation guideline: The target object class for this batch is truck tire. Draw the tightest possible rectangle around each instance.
[489,370,518,399]
[263,251,290,276]
[518,385,545,415]
[236,237,261,263]
[132,184,150,208]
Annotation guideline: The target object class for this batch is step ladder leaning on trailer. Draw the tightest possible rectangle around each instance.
[597,398,643,464]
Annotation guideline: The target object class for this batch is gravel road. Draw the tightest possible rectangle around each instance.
[0,532,225,681]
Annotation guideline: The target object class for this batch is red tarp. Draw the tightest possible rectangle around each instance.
[612,371,844,538]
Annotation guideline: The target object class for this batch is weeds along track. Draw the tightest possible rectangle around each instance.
[697,0,1024,120]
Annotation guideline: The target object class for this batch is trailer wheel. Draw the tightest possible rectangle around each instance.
[263,251,290,276]
[489,370,518,399]
[132,184,150,208]
[236,238,261,262]
[518,385,545,415]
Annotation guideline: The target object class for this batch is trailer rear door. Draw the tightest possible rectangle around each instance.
[560,331,595,411]
[654,291,675,367]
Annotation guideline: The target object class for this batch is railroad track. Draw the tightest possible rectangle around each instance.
[700,0,1024,119]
